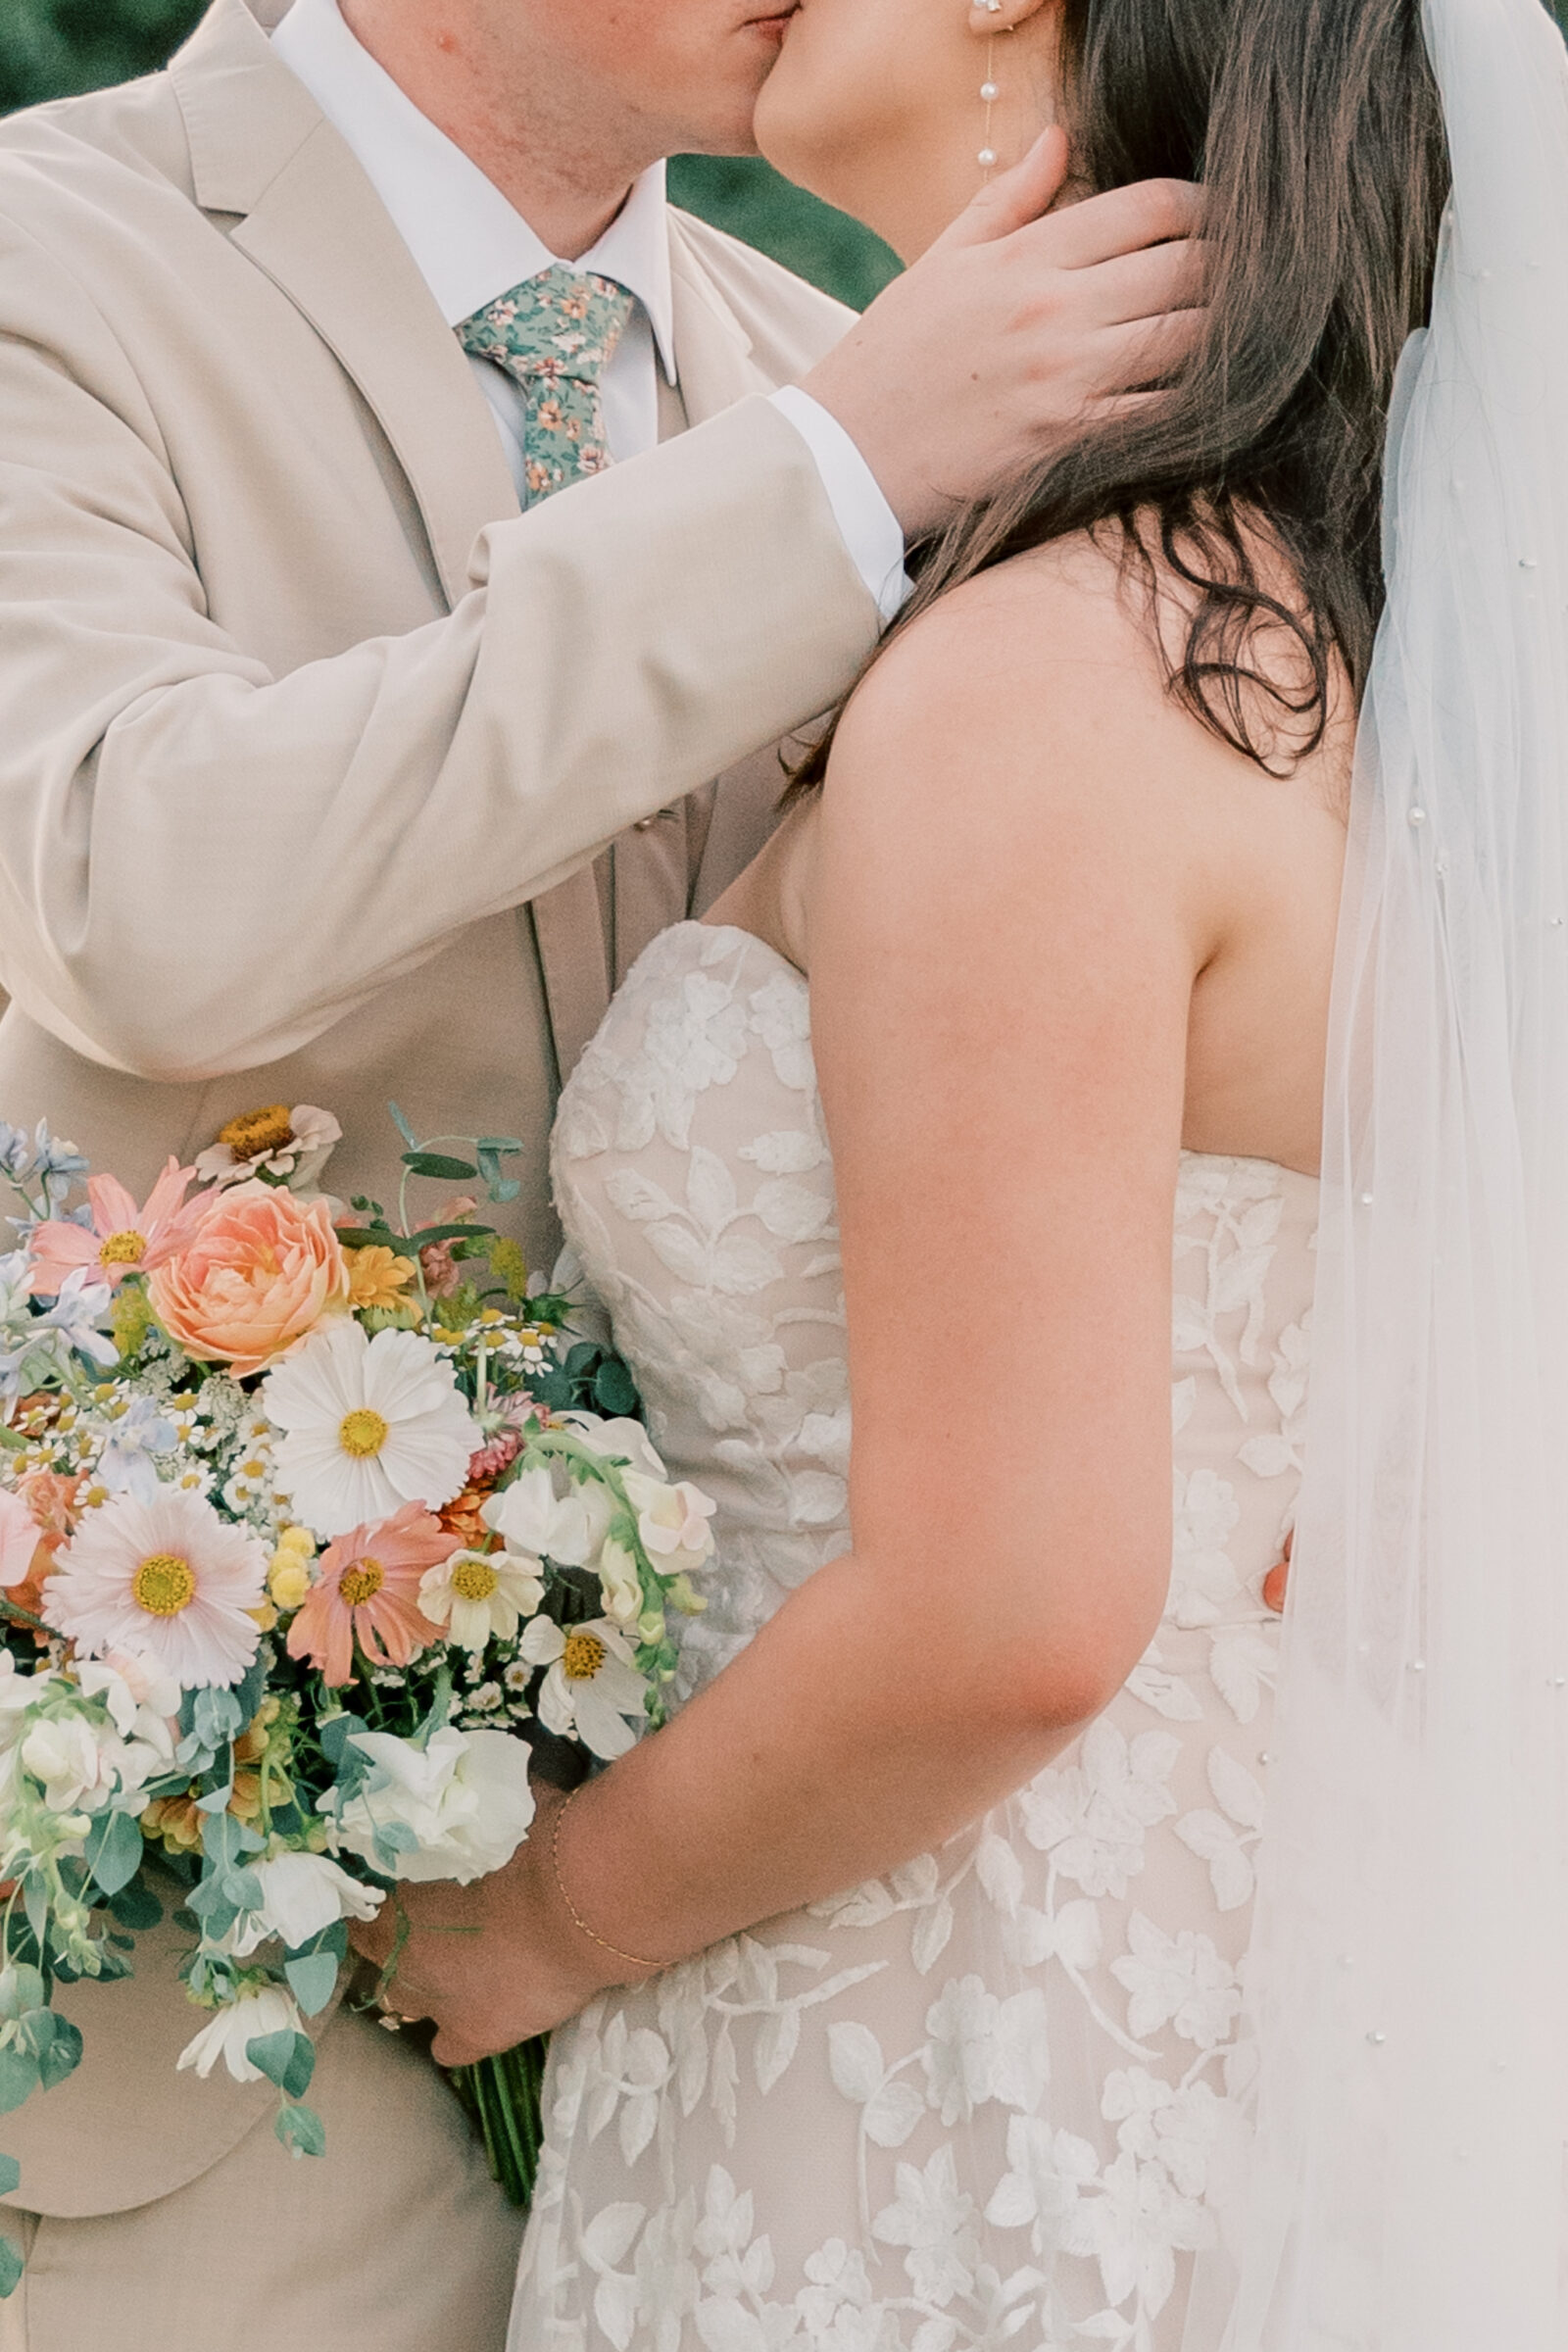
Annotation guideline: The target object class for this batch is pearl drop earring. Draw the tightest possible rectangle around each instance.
[977,5,1010,177]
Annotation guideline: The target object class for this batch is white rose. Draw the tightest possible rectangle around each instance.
[620,1471,718,1578]
[228,1851,385,1958]
[177,1984,303,2083]
[325,1726,535,1886]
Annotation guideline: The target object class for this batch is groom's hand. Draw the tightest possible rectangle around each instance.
[801,125,1206,539]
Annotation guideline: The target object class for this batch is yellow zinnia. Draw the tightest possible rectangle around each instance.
[345,1246,417,1314]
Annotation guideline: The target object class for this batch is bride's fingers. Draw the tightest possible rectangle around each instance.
[934,125,1071,249]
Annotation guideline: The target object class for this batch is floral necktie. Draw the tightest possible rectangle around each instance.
[457,264,635,503]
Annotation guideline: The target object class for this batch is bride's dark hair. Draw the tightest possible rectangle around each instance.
[801,0,1448,781]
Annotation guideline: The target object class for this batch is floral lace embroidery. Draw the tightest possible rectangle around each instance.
[514,923,1318,2352]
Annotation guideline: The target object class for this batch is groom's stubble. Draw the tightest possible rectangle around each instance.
[339,0,801,256]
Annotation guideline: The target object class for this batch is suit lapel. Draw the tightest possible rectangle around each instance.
[171,0,517,612]
[665,213,780,424]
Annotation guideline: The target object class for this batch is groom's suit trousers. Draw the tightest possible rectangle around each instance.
[0,0,883,2340]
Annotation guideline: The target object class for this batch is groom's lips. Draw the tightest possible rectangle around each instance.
[749,6,799,41]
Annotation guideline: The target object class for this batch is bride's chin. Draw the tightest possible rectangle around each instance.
[752,64,865,220]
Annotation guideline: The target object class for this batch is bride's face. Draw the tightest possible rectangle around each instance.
[754,0,1065,262]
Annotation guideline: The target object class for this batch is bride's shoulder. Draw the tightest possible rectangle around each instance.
[828,527,1222,840]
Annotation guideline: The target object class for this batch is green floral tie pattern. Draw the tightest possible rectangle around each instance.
[458,264,635,503]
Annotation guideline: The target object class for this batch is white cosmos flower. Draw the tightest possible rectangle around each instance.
[261,1320,478,1540]
[324,1725,536,1885]
[417,1548,545,1654]
[483,1465,612,1567]
[228,1851,385,1957]
[177,1984,303,2083]
[519,1614,649,1760]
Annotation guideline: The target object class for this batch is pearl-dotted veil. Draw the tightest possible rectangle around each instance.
[1191,1,1568,2341]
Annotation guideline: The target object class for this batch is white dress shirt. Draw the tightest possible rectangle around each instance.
[271,0,906,618]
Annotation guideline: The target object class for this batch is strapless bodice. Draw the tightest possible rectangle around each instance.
[552,920,1318,1707]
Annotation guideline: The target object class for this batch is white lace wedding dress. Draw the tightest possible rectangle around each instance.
[509,920,1315,2352]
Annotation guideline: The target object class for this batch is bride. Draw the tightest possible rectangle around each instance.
[373,0,1568,2343]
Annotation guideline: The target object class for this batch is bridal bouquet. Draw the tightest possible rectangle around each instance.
[0,1104,713,2266]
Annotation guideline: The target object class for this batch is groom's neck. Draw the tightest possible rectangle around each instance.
[339,0,659,259]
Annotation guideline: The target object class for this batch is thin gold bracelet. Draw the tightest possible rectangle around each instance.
[550,1784,662,1974]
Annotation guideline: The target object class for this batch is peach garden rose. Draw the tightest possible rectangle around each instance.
[147,1179,349,1379]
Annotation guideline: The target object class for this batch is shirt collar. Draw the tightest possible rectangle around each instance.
[270,0,676,380]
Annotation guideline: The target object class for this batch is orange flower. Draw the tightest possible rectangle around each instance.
[438,1487,491,1548]
[285,1501,454,1688]
[148,1180,349,1379]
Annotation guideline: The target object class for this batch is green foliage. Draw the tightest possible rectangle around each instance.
[0,1,900,308]
[668,155,900,312]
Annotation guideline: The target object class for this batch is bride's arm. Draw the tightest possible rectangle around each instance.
[369,557,1220,2057]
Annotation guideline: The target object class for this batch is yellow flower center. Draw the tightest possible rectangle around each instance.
[562,1630,607,1681]
[217,1104,294,1158]
[452,1557,499,1602]
[132,1551,196,1617]
[338,1408,390,1459]
[338,1557,384,1607]
[98,1229,146,1267]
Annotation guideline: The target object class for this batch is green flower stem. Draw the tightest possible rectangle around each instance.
[449,2036,549,2208]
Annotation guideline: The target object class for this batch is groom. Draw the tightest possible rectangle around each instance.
[0,0,1200,2344]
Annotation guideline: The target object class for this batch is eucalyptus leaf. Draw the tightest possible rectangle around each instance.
[0,2052,39,2116]
[36,2019,80,2092]
[401,1152,477,1182]
[0,2156,20,2198]
[246,2028,316,2100]
[0,2231,23,2298]
[475,1136,524,1155]
[388,1102,418,1148]
[85,1808,144,1897]
[275,2101,326,2160]
[284,1951,339,2017]
[109,1877,163,1933]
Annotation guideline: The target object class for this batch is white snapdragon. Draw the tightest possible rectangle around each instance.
[228,1851,385,1958]
[620,1470,718,1579]
[177,1984,304,2083]
[324,1726,535,1886]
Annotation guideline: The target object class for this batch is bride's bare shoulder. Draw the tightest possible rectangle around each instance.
[827,521,1345,833]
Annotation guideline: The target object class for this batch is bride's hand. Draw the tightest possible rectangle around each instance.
[347,1781,619,2064]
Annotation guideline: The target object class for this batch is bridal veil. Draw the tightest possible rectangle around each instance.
[1199,0,1568,2341]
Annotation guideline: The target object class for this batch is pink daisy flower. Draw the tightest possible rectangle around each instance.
[27,1156,198,1296]
[285,1501,454,1689]
[45,1488,268,1688]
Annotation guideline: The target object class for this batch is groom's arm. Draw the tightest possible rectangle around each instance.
[0,240,873,1082]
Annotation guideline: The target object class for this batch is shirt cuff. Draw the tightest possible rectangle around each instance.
[769,385,911,626]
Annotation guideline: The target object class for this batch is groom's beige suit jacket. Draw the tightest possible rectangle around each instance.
[0,2,880,2344]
